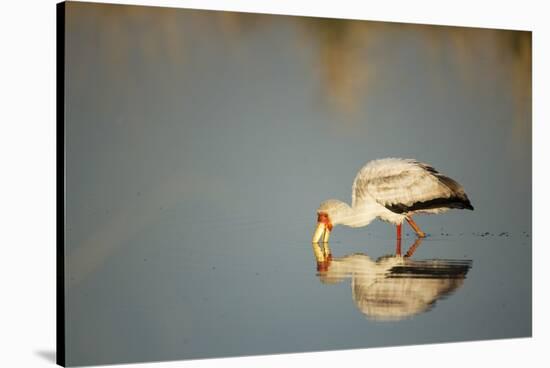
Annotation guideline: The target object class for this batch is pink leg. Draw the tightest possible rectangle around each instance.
[404,238,424,258]
[395,237,402,256]
[396,223,402,240]
[406,217,426,238]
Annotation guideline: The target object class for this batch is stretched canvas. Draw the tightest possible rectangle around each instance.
[57,1,532,366]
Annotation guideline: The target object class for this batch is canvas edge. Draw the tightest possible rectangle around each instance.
[56,2,66,367]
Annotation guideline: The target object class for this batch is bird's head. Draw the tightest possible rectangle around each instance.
[312,211,332,243]
[312,199,350,243]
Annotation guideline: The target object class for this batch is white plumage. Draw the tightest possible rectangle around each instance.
[313,158,473,242]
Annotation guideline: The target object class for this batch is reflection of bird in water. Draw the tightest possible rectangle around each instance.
[312,158,474,243]
[312,238,472,321]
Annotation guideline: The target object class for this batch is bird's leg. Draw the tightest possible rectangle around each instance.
[396,223,402,240]
[406,217,426,238]
[404,238,424,258]
[395,236,402,256]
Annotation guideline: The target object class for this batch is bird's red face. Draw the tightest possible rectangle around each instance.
[312,212,332,243]
[317,212,333,231]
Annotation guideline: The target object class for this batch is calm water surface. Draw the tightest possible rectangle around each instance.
[64,3,531,366]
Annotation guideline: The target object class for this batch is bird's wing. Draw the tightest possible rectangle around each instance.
[352,158,472,213]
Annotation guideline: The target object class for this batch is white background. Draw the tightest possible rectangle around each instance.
[0,0,548,367]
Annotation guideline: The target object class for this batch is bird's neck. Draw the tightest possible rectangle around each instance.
[333,201,378,228]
